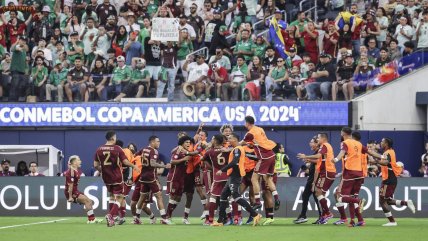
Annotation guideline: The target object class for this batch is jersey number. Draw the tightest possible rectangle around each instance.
[103,151,112,166]
[217,153,226,165]
[142,154,150,167]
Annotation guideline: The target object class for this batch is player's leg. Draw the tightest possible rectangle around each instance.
[261,189,274,225]
[333,179,348,225]
[215,180,232,225]
[351,179,365,226]
[183,192,193,224]
[379,184,397,226]
[154,191,170,223]
[195,170,209,220]
[250,171,262,208]
[230,176,261,226]
[295,179,314,224]
[114,194,126,225]
[76,194,100,223]
[263,168,280,210]
[182,173,195,224]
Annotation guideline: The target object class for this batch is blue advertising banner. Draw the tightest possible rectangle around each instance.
[0,102,349,127]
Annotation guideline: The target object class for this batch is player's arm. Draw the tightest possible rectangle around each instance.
[245,152,258,161]
[170,155,191,165]
[122,158,140,174]
[93,158,101,172]
[367,149,385,159]
[375,153,391,166]
[297,153,321,160]
[150,159,171,169]
[333,150,346,163]
[67,183,74,202]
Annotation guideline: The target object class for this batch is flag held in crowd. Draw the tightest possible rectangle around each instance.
[269,16,288,59]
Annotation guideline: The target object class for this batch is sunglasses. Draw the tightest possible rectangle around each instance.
[277,60,284,62]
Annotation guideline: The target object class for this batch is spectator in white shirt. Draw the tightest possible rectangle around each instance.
[183,54,210,101]
[416,10,428,49]
[420,142,428,177]
[394,16,414,49]
[178,14,197,41]
[397,162,412,177]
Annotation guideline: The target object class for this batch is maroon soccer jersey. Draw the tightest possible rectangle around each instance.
[140,146,159,183]
[203,148,229,182]
[167,148,187,182]
[64,168,81,194]
[94,144,127,185]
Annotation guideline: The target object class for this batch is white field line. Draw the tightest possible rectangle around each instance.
[0,218,69,230]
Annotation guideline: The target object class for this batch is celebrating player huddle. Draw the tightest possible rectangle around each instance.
[64,119,416,228]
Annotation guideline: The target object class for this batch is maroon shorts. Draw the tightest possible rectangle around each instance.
[254,157,275,175]
[380,183,396,200]
[315,176,335,193]
[262,173,278,191]
[141,180,161,194]
[194,168,204,186]
[337,178,364,197]
[204,170,213,195]
[167,176,185,197]
[64,190,82,203]
[241,171,253,187]
[123,184,133,196]
[183,172,195,194]
[131,182,142,202]
[210,181,227,197]
[106,183,124,195]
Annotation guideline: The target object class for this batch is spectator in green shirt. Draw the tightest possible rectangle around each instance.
[289,11,308,51]
[177,28,194,82]
[113,57,150,102]
[138,17,151,50]
[10,36,29,102]
[266,57,288,101]
[31,56,49,101]
[66,32,84,65]
[46,60,68,102]
[233,29,254,62]
[252,36,270,59]
[222,55,248,101]
[107,55,132,100]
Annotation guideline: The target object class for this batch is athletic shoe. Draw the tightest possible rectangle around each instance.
[116,218,126,225]
[312,217,322,224]
[87,219,98,224]
[182,218,191,225]
[333,219,348,225]
[347,220,355,227]
[215,98,221,102]
[252,203,262,210]
[359,198,366,214]
[322,213,334,223]
[149,217,157,224]
[274,199,281,211]
[200,213,206,220]
[262,218,275,226]
[245,216,254,225]
[211,221,223,226]
[319,217,328,225]
[224,218,234,226]
[407,200,416,214]
[355,221,366,227]
[253,214,262,226]
[105,214,115,227]
[132,217,142,225]
[233,217,243,226]
[293,217,308,224]
[382,222,397,227]
[160,219,173,225]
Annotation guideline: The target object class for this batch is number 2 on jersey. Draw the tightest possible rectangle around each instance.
[103,151,112,166]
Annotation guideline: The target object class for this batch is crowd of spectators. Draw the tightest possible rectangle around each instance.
[0,0,427,103]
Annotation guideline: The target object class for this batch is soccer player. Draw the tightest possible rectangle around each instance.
[166,135,193,220]
[65,155,101,224]
[212,133,262,226]
[366,137,416,226]
[294,136,322,224]
[242,116,280,211]
[94,130,140,227]
[202,134,230,225]
[332,127,366,227]
[114,140,134,224]
[297,132,336,224]
[136,135,172,225]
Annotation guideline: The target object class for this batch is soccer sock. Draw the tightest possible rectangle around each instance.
[110,202,120,216]
[349,202,356,220]
[160,209,167,219]
[208,198,217,222]
[232,201,239,218]
[317,196,329,216]
[119,206,126,218]
[226,207,232,219]
[87,210,95,221]
[354,203,364,222]
[385,211,395,222]
[336,202,347,220]
[255,194,261,204]
[236,198,257,217]
[265,207,274,219]
[108,200,114,211]
[272,191,279,201]
[184,208,190,219]
[342,196,360,204]
[136,208,142,218]
[201,199,207,209]
[237,205,242,217]
[149,213,155,219]
[395,200,407,207]
[167,200,177,218]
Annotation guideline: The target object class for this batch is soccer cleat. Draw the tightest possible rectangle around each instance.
[251,203,262,211]
[407,200,416,214]
[245,216,254,225]
[149,217,157,224]
[182,218,191,225]
[274,199,281,211]
[253,214,262,226]
[105,214,115,227]
[224,218,234,226]
[293,217,308,224]
[333,219,348,225]
[312,217,322,225]
[319,217,328,225]
[262,218,275,226]
[355,221,366,227]
[87,218,103,224]
[200,213,206,220]
[322,213,334,223]
[132,218,142,225]
[116,218,126,225]
[382,222,398,227]
[359,198,366,214]
[160,219,173,225]
[211,221,224,227]
[347,220,356,227]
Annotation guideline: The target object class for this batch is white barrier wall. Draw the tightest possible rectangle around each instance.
[352,67,428,131]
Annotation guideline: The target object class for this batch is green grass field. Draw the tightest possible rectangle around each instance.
[0,217,426,241]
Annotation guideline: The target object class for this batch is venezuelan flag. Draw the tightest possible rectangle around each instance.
[269,16,288,59]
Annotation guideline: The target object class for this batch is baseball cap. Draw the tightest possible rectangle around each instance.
[213,9,221,14]
[289,47,296,52]
[1,159,11,165]
[219,25,227,32]
[54,59,62,66]
[70,31,79,36]
[42,5,51,12]
[107,15,116,20]
[320,53,330,58]
[179,14,187,19]
[274,10,282,14]
[395,4,405,12]
[117,56,125,62]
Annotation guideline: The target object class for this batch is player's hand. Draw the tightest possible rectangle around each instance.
[134,166,141,174]
[297,153,306,159]
[165,163,171,169]
[216,170,222,176]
